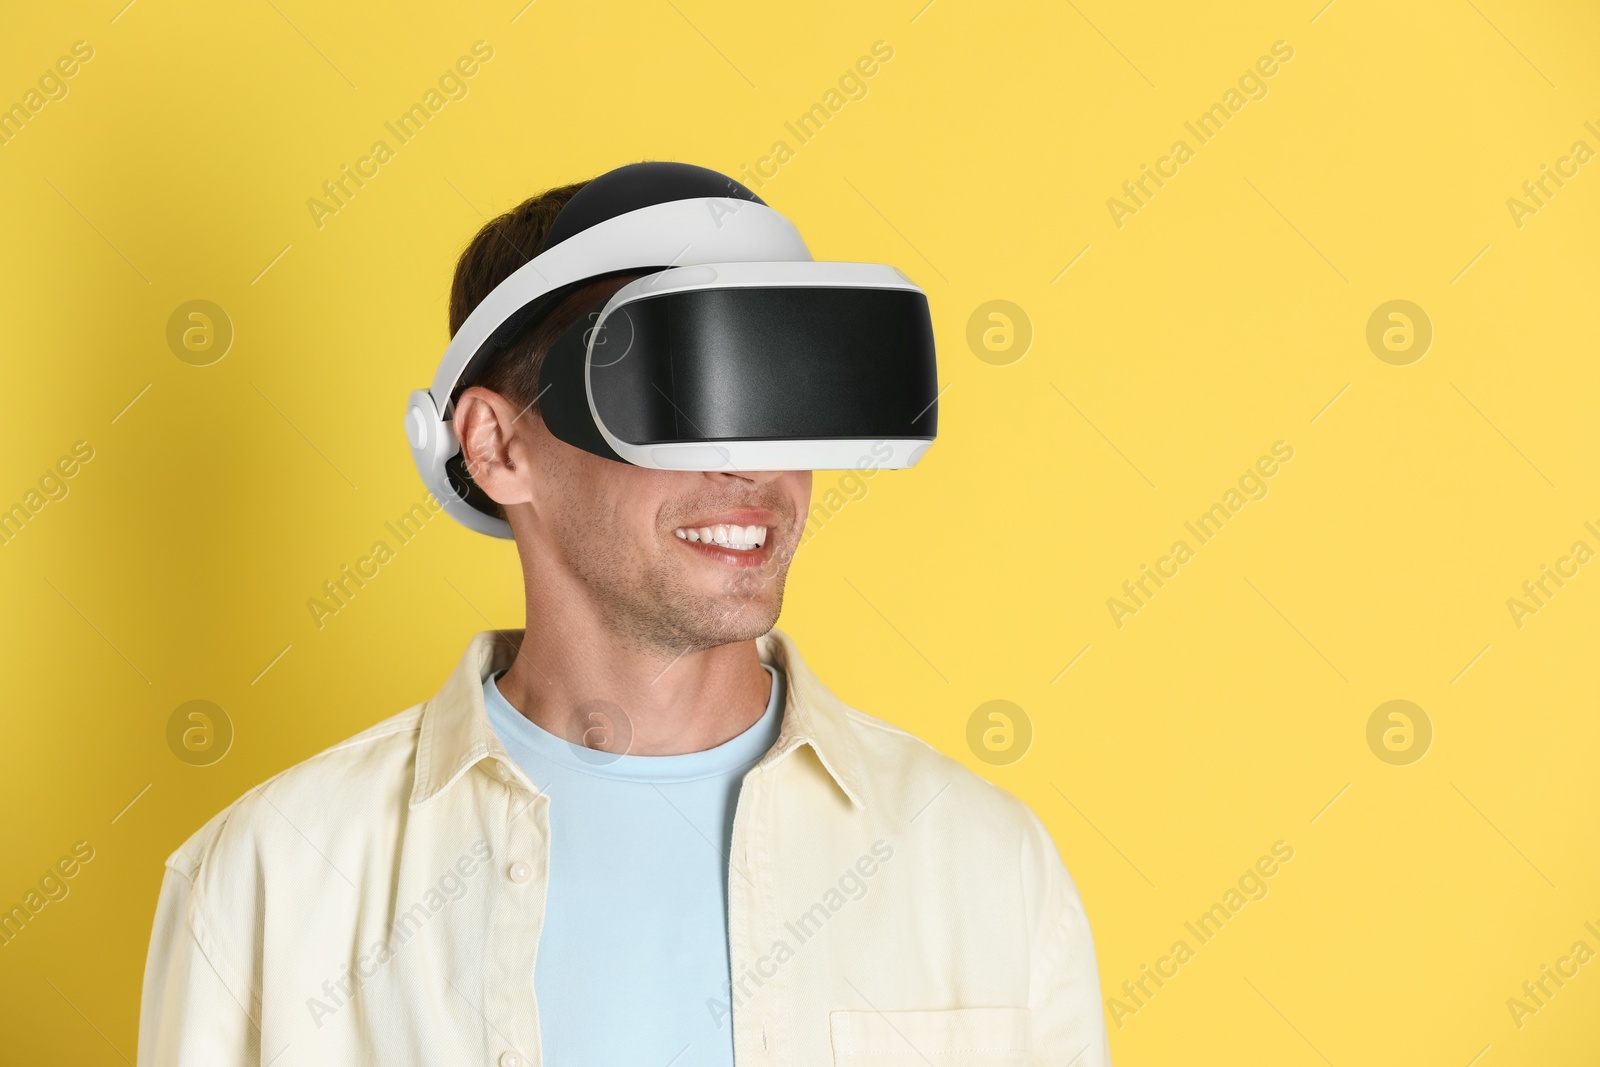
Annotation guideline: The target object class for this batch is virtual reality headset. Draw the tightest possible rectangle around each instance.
[405,161,940,539]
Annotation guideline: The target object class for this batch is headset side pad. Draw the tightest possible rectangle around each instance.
[535,304,628,464]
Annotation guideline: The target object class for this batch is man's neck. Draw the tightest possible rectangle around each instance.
[493,598,775,757]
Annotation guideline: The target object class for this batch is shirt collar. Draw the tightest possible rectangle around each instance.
[410,628,868,810]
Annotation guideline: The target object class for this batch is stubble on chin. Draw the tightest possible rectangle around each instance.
[561,528,793,657]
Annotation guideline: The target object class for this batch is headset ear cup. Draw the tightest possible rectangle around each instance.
[536,306,628,464]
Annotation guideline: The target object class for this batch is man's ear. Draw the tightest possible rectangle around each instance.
[453,385,539,508]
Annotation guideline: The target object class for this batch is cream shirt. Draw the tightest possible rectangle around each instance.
[138,628,1111,1066]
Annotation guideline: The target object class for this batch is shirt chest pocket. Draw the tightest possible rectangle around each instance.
[829,1006,1032,1066]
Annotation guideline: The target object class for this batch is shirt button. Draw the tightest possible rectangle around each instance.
[495,764,512,782]
[507,862,532,884]
[499,1053,523,1067]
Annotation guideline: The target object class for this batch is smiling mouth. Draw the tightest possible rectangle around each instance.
[673,524,769,552]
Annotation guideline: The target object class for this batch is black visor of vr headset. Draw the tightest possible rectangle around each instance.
[405,161,940,539]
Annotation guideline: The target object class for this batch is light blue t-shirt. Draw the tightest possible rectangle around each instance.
[483,663,785,1067]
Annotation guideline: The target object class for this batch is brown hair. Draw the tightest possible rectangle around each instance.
[446,179,639,519]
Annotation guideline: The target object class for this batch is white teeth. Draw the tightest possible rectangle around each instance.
[672,524,770,551]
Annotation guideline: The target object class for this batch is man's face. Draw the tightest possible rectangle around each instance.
[524,421,812,656]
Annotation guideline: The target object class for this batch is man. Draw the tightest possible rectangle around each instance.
[138,162,1110,1066]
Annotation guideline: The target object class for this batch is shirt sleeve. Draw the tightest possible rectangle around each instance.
[1024,810,1113,1066]
[138,862,260,1067]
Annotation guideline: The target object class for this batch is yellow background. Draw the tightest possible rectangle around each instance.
[2,0,1597,1062]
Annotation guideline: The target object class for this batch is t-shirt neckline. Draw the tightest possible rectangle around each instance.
[483,662,784,784]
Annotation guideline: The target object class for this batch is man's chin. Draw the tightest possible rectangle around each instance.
[600,552,793,654]
[685,594,782,647]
